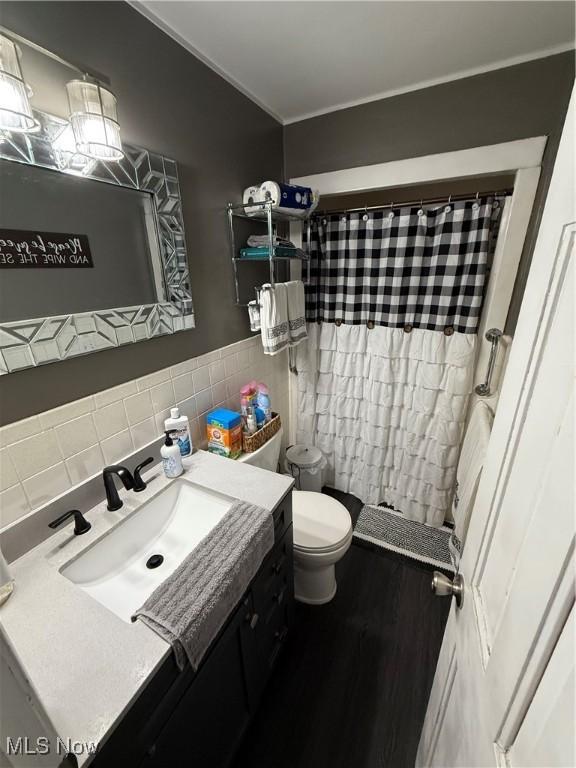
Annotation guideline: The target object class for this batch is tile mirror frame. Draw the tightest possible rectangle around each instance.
[0,110,194,375]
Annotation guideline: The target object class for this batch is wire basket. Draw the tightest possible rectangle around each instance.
[242,413,281,453]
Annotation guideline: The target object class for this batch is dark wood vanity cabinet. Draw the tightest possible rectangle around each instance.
[93,494,293,768]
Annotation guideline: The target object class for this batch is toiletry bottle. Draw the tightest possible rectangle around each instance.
[161,431,184,478]
[164,407,192,457]
[256,382,272,423]
[240,383,256,431]
[246,411,257,435]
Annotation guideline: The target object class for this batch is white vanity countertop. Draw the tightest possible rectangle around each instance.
[0,450,293,766]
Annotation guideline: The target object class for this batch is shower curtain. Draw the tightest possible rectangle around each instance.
[295,198,502,526]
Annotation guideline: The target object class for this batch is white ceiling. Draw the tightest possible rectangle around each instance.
[136,1,575,124]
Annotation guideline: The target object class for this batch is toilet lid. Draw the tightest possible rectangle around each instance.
[292,491,352,551]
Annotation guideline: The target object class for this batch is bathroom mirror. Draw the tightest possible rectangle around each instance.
[0,110,194,375]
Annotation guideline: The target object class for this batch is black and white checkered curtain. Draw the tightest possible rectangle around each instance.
[304,197,502,334]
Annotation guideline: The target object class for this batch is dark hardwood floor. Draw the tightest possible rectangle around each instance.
[232,489,451,768]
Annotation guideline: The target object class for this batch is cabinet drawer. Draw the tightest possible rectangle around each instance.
[272,492,292,544]
[253,526,293,615]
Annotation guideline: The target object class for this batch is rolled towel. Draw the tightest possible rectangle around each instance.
[286,280,308,346]
[260,283,289,356]
[247,235,294,248]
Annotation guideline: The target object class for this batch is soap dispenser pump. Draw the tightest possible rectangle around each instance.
[161,431,184,478]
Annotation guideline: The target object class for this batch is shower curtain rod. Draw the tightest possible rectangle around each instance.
[313,188,512,217]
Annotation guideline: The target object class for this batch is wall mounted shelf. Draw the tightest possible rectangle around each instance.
[227,201,311,306]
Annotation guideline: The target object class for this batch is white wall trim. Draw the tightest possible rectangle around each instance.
[284,45,574,125]
[291,137,547,196]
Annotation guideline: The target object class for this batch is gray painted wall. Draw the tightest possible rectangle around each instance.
[0,1,283,425]
[285,52,574,334]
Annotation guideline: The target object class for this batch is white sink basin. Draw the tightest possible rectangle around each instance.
[61,480,233,622]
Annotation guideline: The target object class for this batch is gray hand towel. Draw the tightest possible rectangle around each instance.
[132,500,274,671]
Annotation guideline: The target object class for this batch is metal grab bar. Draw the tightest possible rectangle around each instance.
[475,328,503,397]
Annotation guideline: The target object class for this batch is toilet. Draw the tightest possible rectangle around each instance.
[238,428,353,604]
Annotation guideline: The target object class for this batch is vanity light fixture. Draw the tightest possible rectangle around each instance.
[51,121,96,173]
[66,78,124,162]
[0,33,39,133]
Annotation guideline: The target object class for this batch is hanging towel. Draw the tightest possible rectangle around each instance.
[260,283,289,355]
[286,280,308,347]
[453,401,493,544]
[132,500,274,671]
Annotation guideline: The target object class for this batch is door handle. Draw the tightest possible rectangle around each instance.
[431,571,464,609]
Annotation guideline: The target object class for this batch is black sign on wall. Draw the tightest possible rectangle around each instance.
[0,229,93,268]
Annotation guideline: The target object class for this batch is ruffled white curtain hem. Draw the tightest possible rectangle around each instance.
[295,323,476,527]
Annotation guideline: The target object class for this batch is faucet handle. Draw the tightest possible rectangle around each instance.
[49,510,91,536]
[133,457,154,492]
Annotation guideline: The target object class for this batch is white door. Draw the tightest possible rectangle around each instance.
[417,88,575,768]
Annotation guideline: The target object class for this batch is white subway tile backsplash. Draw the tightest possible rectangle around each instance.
[100,429,134,465]
[65,444,104,485]
[211,380,227,407]
[172,373,194,403]
[136,368,171,392]
[0,449,18,492]
[150,380,175,413]
[23,463,71,509]
[94,401,128,441]
[192,366,211,393]
[8,431,62,481]
[0,416,42,448]
[39,396,95,430]
[170,358,196,378]
[0,484,30,527]
[55,414,98,459]
[176,396,197,423]
[94,381,137,409]
[124,391,153,426]
[195,388,213,416]
[154,409,172,437]
[195,350,220,367]
[209,360,226,384]
[224,354,239,378]
[0,335,291,532]
[130,418,157,451]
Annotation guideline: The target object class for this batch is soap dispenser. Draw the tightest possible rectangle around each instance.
[161,431,184,478]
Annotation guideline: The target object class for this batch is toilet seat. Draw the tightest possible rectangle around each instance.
[292,491,352,553]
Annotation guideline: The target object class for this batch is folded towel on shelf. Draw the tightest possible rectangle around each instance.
[260,282,289,355]
[239,246,298,260]
[247,235,294,248]
[286,280,308,347]
[132,500,274,671]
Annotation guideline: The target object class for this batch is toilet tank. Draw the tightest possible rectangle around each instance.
[237,427,283,472]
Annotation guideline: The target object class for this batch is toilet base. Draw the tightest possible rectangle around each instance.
[294,562,337,605]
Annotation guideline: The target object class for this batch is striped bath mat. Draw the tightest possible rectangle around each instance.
[354,504,455,571]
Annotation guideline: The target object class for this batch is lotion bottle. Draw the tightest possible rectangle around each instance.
[161,431,184,478]
[164,407,192,457]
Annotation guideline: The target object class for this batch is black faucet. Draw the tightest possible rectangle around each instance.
[133,457,154,492]
[49,509,91,536]
[103,465,134,511]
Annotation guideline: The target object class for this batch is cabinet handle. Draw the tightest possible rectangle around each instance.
[274,627,288,643]
[245,612,259,630]
[273,587,286,605]
[273,554,286,574]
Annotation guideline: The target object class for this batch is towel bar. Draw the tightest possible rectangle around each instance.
[475,328,502,397]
